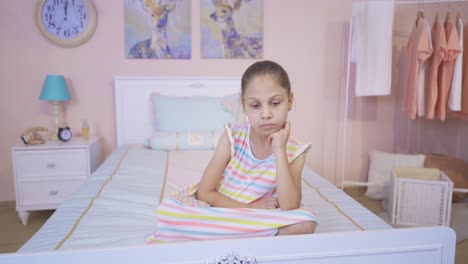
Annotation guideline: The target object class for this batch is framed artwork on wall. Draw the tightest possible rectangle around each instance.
[201,0,263,59]
[124,0,191,59]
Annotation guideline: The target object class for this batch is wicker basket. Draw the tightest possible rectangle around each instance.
[388,168,453,227]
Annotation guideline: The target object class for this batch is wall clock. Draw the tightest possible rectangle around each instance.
[36,0,98,48]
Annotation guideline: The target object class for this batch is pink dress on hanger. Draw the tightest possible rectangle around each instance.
[426,17,448,119]
[402,17,433,119]
[435,19,461,121]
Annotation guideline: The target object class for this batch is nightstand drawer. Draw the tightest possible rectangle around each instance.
[12,137,103,225]
[15,149,88,179]
[19,179,84,206]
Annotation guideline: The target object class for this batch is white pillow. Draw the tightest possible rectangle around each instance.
[365,150,425,200]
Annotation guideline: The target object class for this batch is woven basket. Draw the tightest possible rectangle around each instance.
[388,168,453,227]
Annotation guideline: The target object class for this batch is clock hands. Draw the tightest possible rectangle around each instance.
[64,0,68,20]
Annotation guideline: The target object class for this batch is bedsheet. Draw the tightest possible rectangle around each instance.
[18,146,390,252]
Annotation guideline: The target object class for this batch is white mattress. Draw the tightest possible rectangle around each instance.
[18,146,390,253]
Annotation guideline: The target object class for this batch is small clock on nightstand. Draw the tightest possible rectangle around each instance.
[58,126,72,142]
[35,0,98,47]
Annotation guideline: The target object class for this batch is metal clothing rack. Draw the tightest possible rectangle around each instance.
[341,0,468,194]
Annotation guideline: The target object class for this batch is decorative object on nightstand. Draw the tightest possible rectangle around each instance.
[21,127,49,145]
[58,126,73,142]
[39,75,71,141]
[36,0,98,48]
[11,136,103,225]
[82,120,90,140]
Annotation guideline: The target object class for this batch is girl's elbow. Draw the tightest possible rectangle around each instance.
[195,190,207,202]
[196,190,213,205]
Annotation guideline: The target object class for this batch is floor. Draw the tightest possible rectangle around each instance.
[344,187,468,264]
[0,189,466,263]
[0,205,53,253]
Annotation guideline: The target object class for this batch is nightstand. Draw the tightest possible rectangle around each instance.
[11,136,103,225]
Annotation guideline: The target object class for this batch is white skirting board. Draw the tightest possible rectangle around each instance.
[343,181,468,193]
[0,226,456,264]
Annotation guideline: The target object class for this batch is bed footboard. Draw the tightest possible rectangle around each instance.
[0,226,455,264]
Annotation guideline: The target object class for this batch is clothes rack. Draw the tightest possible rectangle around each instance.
[341,0,468,195]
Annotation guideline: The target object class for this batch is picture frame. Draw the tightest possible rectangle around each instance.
[124,0,191,59]
[201,0,264,59]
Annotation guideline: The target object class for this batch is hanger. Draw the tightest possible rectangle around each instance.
[455,0,462,22]
[419,0,425,19]
[415,0,425,27]
[433,0,440,27]
[445,0,451,23]
[415,11,422,26]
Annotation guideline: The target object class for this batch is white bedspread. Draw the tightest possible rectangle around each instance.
[18,146,390,253]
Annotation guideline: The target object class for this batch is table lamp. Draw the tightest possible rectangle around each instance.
[39,75,71,140]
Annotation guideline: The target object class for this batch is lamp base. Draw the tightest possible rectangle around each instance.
[51,101,62,141]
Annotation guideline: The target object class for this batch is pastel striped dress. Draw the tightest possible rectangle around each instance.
[147,123,318,243]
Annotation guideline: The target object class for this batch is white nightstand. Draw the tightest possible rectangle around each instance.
[11,136,103,225]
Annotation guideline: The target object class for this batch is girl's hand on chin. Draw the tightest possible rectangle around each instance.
[268,121,290,154]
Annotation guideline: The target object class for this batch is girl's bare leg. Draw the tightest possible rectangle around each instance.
[277,221,317,236]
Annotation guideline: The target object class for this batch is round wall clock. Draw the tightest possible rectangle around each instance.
[36,0,98,48]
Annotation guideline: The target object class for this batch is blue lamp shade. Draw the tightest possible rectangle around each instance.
[39,75,71,101]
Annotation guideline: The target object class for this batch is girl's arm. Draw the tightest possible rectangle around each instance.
[274,151,305,210]
[196,131,252,208]
[270,121,304,210]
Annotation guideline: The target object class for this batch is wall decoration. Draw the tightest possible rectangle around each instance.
[125,0,191,59]
[201,0,263,59]
[36,0,98,48]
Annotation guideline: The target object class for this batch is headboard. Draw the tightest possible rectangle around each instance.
[114,77,241,146]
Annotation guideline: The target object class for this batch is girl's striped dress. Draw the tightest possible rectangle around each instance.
[147,123,318,243]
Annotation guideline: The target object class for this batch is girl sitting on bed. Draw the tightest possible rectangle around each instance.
[147,60,318,243]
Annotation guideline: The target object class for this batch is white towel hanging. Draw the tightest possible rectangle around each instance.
[351,0,395,96]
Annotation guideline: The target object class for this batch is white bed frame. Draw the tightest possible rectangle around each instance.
[0,77,456,264]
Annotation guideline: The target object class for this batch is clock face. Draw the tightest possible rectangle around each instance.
[36,0,97,47]
[40,0,90,40]
[58,127,72,142]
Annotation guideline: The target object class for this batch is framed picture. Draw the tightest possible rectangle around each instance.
[124,0,191,59]
[201,0,263,59]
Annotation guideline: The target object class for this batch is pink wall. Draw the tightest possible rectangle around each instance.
[0,0,353,201]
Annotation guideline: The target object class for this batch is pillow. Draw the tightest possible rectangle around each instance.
[151,93,243,132]
[147,130,222,151]
[365,150,425,200]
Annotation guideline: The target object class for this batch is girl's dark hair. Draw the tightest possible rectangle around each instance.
[240,60,291,101]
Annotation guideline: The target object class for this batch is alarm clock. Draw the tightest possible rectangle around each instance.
[58,127,72,142]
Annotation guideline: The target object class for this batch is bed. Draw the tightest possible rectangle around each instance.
[0,77,455,263]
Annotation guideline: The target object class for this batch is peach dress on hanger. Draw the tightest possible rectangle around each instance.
[435,18,461,121]
[426,17,448,119]
[402,17,433,119]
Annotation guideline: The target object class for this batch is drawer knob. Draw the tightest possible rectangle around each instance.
[47,162,56,168]
[49,190,58,196]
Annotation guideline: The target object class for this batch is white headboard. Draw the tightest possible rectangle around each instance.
[114,76,241,146]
